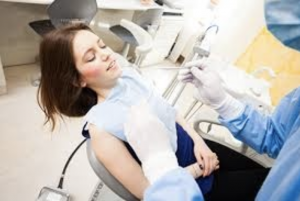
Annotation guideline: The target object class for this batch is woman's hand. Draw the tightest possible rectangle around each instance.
[175,113,219,177]
[193,138,219,177]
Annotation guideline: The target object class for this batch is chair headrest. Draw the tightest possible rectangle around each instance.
[47,0,98,28]
[29,19,56,37]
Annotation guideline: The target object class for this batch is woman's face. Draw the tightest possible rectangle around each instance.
[73,30,122,89]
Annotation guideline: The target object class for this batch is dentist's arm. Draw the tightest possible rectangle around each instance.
[178,59,288,158]
[144,168,204,201]
[178,60,245,120]
[124,102,204,200]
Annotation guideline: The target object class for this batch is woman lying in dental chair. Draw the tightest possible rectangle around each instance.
[38,23,268,200]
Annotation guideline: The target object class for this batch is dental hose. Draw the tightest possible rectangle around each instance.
[57,138,87,189]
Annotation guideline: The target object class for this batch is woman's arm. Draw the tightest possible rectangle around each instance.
[176,113,205,143]
[89,124,149,199]
[220,88,300,158]
[176,113,219,176]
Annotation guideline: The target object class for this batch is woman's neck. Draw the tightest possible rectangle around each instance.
[96,87,112,103]
[93,80,118,103]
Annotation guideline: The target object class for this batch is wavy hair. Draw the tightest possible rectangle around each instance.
[38,23,97,131]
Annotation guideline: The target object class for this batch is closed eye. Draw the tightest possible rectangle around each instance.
[87,54,96,62]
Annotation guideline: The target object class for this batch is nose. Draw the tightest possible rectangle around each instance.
[99,48,112,62]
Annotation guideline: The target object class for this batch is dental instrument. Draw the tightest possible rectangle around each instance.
[142,66,194,70]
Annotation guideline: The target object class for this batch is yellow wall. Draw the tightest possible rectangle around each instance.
[235,27,300,105]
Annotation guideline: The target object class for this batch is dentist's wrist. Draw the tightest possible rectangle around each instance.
[142,151,178,184]
[215,94,245,120]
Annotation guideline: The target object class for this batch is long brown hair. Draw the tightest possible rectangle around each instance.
[38,23,97,131]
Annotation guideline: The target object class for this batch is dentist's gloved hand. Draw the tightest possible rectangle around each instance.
[178,59,245,120]
[124,101,179,184]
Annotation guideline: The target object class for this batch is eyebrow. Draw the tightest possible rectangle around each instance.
[82,38,101,60]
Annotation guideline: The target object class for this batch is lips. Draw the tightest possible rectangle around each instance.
[107,60,116,71]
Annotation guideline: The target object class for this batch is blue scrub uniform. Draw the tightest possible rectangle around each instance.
[221,88,300,200]
[143,0,300,200]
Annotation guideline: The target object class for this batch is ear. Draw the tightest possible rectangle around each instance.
[72,77,86,88]
[80,81,87,87]
[79,76,87,88]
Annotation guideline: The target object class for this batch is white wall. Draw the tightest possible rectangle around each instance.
[211,0,265,63]
[0,2,48,67]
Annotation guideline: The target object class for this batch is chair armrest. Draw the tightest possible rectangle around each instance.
[193,118,274,168]
[120,19,153,56]
[193,118,247,153]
